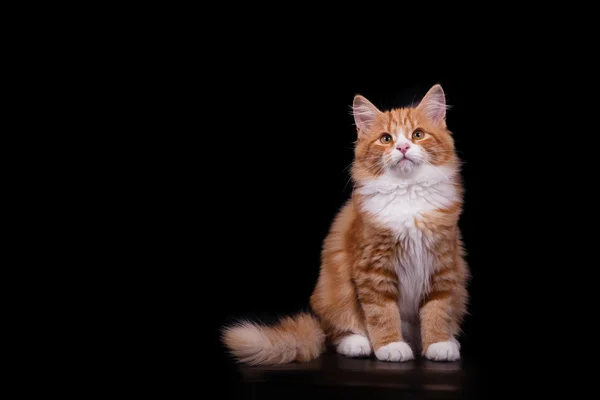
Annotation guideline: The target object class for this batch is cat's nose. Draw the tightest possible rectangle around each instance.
[397,144,411,154]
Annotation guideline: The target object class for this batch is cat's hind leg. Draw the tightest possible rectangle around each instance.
[335,333,372,358]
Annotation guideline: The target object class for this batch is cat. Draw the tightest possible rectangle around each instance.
[221,84,469,365]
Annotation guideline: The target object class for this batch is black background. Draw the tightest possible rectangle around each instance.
[23,5,598,398]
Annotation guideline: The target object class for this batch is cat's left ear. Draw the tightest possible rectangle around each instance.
[352,95,382,135]
[416,84,448,125]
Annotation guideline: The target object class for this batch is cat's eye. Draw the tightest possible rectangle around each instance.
[412,130,425,140]
[380,134,393,144]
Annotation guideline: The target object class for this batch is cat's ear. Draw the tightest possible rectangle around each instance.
[416,84,447,124]
[352,95,382,135]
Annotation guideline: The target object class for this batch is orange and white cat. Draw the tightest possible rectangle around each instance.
[222,84,469,364]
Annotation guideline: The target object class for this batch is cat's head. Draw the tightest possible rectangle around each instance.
[351,84,459,184]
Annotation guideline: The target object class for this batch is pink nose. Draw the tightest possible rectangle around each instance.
[397,143,410,154]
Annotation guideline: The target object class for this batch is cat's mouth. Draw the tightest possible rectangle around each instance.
[397,157,413,164]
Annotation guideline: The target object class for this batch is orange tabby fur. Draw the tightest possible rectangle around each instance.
[222,84,469,365]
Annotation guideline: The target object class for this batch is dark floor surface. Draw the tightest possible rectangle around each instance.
[223,351,482,399]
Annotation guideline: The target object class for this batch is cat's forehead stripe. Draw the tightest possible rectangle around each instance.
[386,111,396,134]
[386,112,394,136]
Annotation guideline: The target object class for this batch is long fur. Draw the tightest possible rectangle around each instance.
[221,84,470,365]
[221,313,325,365]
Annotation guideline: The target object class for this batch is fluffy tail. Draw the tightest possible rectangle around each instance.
[221,312,325,366]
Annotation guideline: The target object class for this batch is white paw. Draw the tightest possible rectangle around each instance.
[375,341,414,362]
[424,340,460,361]
[336,334,372,357]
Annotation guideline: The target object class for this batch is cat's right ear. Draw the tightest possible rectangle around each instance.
[352,95,382,136]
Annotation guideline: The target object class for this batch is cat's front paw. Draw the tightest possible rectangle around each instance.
[424,340,460,362]
[375,341,414,362]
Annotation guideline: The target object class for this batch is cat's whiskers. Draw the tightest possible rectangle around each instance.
[366,157,389,175]
[347,157,391,192]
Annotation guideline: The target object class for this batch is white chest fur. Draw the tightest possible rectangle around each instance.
[356,166,458,323]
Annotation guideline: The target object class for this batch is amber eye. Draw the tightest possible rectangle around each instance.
[412,130,425,140]
[380,134,393,144]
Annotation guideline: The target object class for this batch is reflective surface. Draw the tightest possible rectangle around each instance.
[238,352,472,397]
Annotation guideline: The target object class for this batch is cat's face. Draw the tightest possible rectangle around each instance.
[351,85,458,183]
